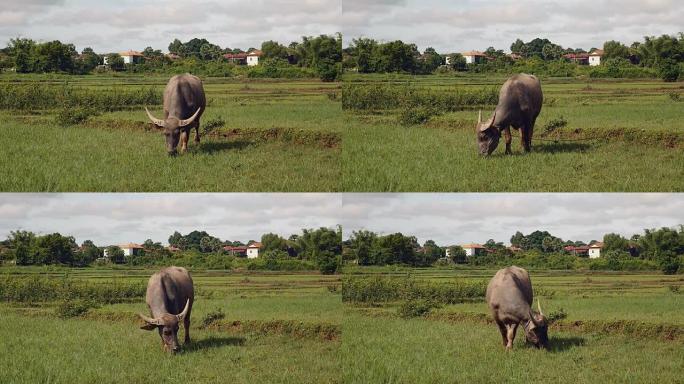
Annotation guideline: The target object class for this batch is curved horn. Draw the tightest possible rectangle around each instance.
[145,107,165,127]
[478,110,482,124]
[537,299,544,317]
[179,108,201,127]
[139,313,163,326]
[176,299,191,321]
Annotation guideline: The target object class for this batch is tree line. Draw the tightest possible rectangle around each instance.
[343,33,684,81]
[344,226,684,274]
[0,34,342,81]
[0,226,343,274]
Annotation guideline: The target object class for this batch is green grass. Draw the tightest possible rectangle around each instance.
[0,267,341,384]
[342,267,684,383]
[341,74,684,192]
[0,74,341,192]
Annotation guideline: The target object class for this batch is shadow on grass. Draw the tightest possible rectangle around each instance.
[533,142,593,154]
[547,335,586,353]
[197,140,253,154]
[183,336,246,353]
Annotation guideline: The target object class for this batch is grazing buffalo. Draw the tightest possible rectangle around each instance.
[476,74,543,156]
[486,266,549,350]
[145,74,206,156]
[139,266,194,353]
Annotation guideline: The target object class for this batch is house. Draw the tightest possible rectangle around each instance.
[223,245,248,257]
[104,50,144,65]
[247,242,262,258]
[563,52,590,65]
[461,243,486,257]
[104,243,143,258]
[246,50,262,66]
[507,53,522,61]
[588,242,604,258]
[223,52,248,65]
[507,246,523,253]
[589,49,604,66]
[462,51,487,64]
[564,245,590,256]
[165,53,181,61]
[166,245,181,253]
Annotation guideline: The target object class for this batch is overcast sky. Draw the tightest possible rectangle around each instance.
[341,194,684,246]
[342,0,684,52]
[0,0,340,53]
[0,194,341,246]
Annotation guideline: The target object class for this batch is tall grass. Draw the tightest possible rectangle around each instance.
[342,83,499,111]
[0,83,161,111]
[342,275,487,304]
[0,275,145,304]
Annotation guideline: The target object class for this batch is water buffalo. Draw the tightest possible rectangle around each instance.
[139,266,194,353]
[145,74,206,156]
[476,74,543,156]
[486,266,549,350]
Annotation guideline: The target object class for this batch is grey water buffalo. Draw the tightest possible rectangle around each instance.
[476,74,543,156]
[145,74,206,156]
[139,266,194,353]
[486,266,549,350]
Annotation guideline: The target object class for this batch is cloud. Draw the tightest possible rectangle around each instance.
[0,193,341,246]
[0,0,340,52]
[341,194,684,245]
[342,0,684,52]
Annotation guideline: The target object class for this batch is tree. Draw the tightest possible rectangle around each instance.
[603,233,629,253]
[603,40,631,60]
[510,39,525,54]
[261,40,290,61]
[422,239,444,264]
[106,53,124,71]
[448,245,467,264]
[421,47,443,72]
[75,240,101,266]
[349,230,377,265]
[106,246,125,264]
[447,53,466,71]
[8,230,36,265]
[261,233,288,253]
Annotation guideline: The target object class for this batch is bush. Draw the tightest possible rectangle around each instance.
[658,59,681,82]
[397,299,440,318]
[55,106,96,125]
[246,258,317,271]
[0,275,146,304]
[200,307,226,328]
[398,105,435,125]
[55,299,96,318]
[342,83,499,112]
[342,275,487,304]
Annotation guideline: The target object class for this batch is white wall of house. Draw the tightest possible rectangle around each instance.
[247,55,259,66]
[589,55,601,66]
[122,247,134,257]
[122,55,134,64]
[247,246,259,258]
[464,247,475,257]
[588,247,601,258]
[464,55,476,64]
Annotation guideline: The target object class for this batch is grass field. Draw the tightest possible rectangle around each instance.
[0,74,341,192]
[342,267,684,383]
[342,74,684,192]
[0,267,341,384]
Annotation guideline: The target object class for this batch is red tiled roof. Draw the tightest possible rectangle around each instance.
[120,50,143,57]
[462,51,486,57]
[590,242,604,248]
[248,242,262,248]
[247,50,262,56]
[589,49,604,56]
[224,52,248,59]
[462,243,485,249]
[119,243,143,249]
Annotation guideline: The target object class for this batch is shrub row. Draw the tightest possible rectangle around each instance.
[342,83,499,111]
[0,275,145,304]
[342,275,487,304]
[0,83,161,111]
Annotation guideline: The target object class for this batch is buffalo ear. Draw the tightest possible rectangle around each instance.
[140,322,157,331]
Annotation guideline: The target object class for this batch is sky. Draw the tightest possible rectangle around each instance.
[341,194,684,246]
[342,0,684,52]
[1,193,681,247]
[0,0,341,53]
[0,194,341,245]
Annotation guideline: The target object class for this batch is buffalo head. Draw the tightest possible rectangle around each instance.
[524,300,549,349]
[476,110,500,156]
[139,299,191,353]
[145,108,202,156]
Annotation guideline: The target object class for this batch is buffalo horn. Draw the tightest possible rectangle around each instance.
[176,299,191,321]
[179,108,202,127]
[145,107,165,127]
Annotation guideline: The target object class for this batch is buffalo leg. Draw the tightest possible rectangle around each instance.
[194,119,201,144]
[503,127,512,155]
[180,130,189,153]
[505,323,519,350]
[183,312,191,344]
[496,320,508,347]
